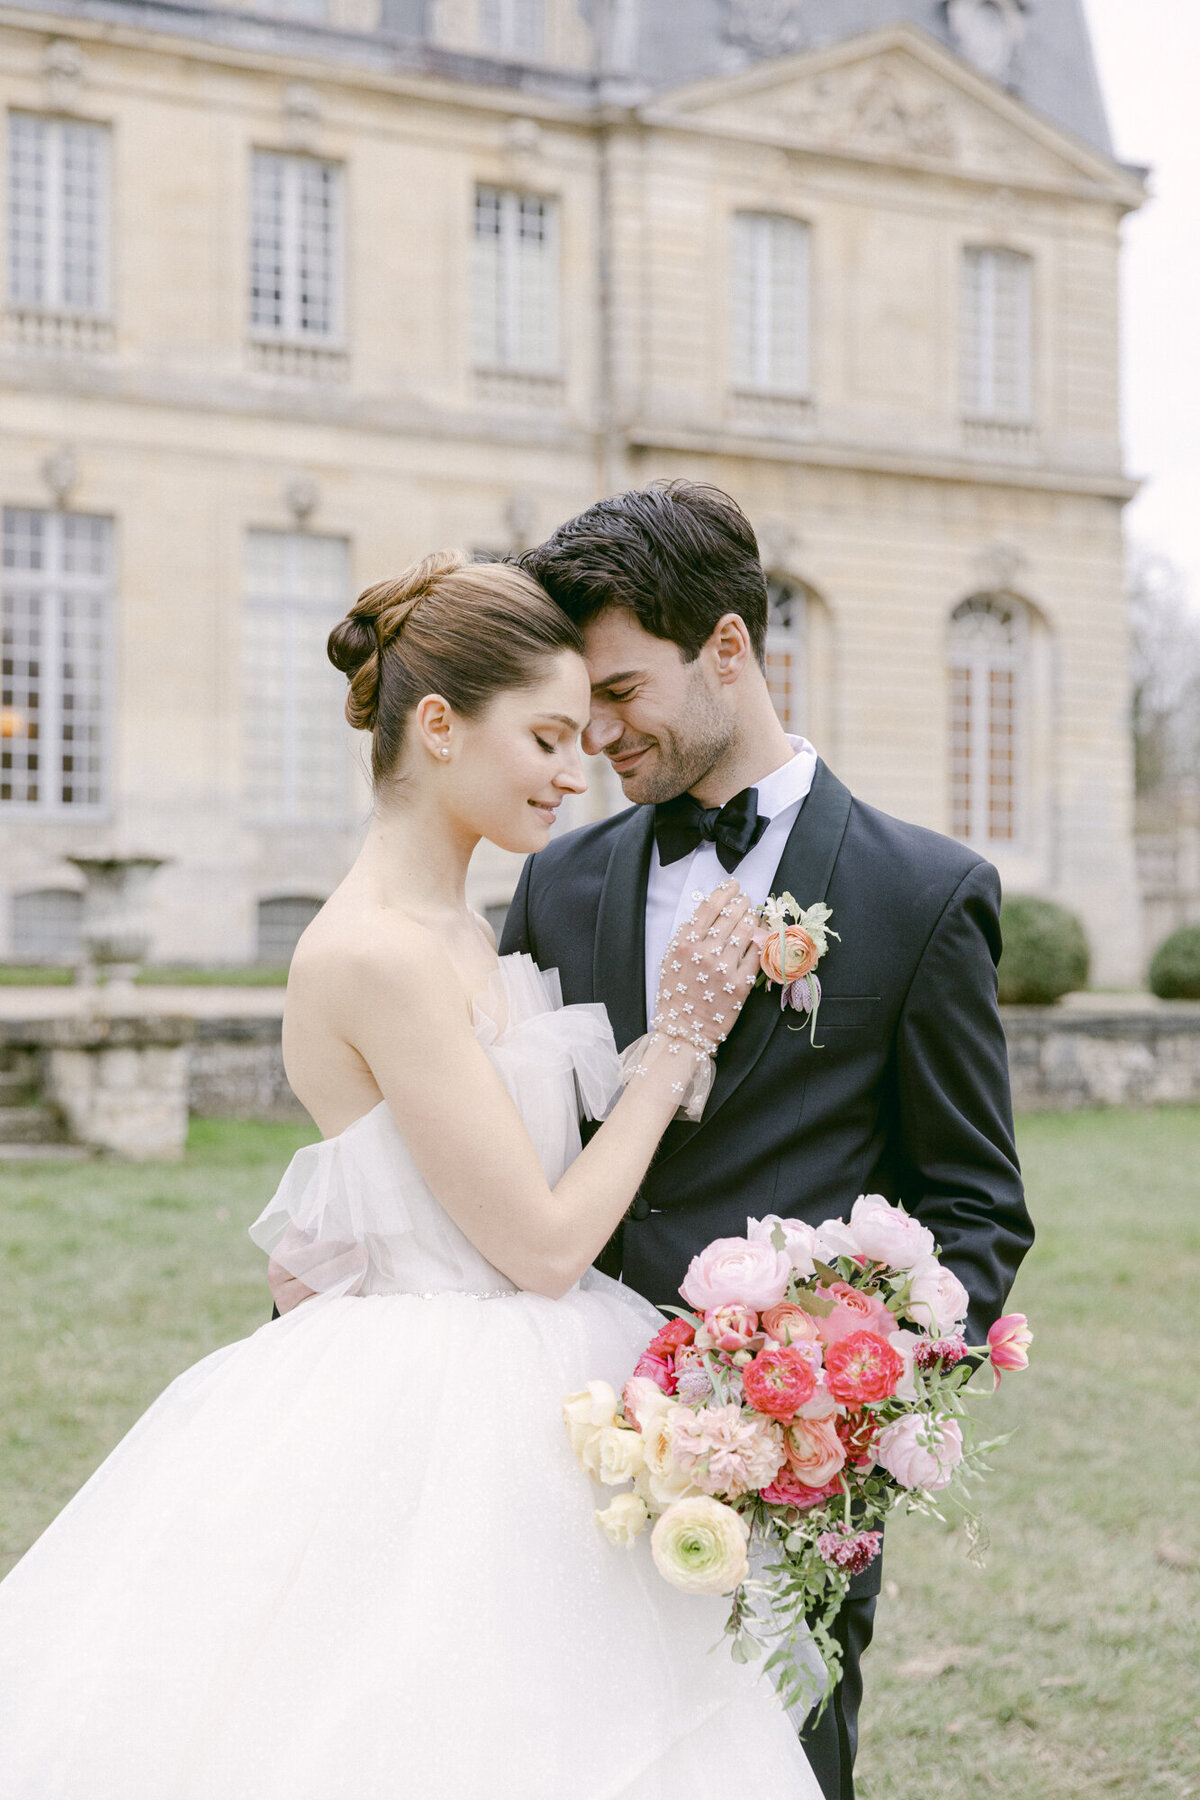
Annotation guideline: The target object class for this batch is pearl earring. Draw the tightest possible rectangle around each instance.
[439,747,451,759]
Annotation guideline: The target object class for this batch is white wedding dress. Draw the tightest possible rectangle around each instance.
[0,955,822,1800]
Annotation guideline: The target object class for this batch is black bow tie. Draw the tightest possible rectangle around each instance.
[653,787,769,874]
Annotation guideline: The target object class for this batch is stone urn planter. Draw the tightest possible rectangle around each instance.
[67,855,168,990]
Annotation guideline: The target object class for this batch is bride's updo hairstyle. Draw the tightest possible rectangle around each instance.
[327,550,583,786]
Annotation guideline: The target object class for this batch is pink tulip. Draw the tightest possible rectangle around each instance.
[987,1313,1033,1384]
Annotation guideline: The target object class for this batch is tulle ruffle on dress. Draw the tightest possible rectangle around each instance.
[0,955,822,1800]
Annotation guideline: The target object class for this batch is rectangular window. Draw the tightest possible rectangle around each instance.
[961,247,1032,421]
[249,152,343,343]
[731,212,810,396]
[479,0,544,56]
[6,112,110,314]
[471,185,559,374]
[242,531,352,825]
[2,508,111,813]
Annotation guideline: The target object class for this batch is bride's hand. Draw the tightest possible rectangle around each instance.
[651,881,762,1056]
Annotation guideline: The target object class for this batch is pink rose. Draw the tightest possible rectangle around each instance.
[632,1352,676,1396]
[680,1236,792,1314]
[847,1195,936,1271]
[747,1214,820,1278]
[703,1304,759,1353]
[760,1302,823,1349]
[875,1414,964,1491]
[904,1257,970,1334]
[816,1281,896,1347]
[783,1415,847,1488]
[988,1313,1032,1383]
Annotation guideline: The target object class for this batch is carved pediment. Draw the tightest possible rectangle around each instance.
[644,26,1141,201]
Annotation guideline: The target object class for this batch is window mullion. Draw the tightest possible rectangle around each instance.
[282,161,299,341]
[44,121,64,311]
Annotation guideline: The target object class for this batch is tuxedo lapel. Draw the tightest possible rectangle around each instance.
[655,759,853,1159]
[592,805,654,1051]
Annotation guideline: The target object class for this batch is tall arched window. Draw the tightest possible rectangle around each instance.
[949,595,1025,844]
[764,578,809,734]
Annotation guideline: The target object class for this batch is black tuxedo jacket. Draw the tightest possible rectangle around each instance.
[501,760,1032,1350]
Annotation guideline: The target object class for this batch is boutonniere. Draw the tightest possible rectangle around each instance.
[756,891,840,1045]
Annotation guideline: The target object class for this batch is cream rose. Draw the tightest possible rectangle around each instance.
[641,1406,699,1506]
[595,1492,649,1547]
[651,1497,750,1595]
[581,1424,646,1486]
[562,1381,620,1457]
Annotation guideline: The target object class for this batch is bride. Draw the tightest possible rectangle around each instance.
[0,551,824,1798]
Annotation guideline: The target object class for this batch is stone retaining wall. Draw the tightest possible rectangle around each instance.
[1002,1004,1200,1112]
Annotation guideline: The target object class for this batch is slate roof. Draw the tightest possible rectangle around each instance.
[6,0,1114,160]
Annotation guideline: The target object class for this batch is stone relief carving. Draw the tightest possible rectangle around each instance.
[284,476,320,524]
[975,540,1028,593]
[945,0,1029,84]
[722,0,809,57]
[42,39,87,111]
[283,83,322,152]
[42,446,78,510]
[754,62,959,163]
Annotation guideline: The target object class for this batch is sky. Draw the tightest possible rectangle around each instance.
[1083,0,1200,608]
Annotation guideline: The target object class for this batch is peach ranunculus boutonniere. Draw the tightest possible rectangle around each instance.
[757,891,840,1044]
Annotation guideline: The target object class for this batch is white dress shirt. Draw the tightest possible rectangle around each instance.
[643,735,818,1024]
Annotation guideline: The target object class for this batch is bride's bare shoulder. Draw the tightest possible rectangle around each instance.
[286,897,450,1020]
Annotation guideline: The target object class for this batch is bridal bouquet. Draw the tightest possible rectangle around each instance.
[564,1197,1031,1713]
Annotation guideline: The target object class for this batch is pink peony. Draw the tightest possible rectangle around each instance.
[668,1403,786,1499]
[747,1214,820,1278]
[703,1304,759,1353]
[824,1330,905,1406]
[988,1313,1033,1382]
[904,1257,970,1334]
[742,1344,817,1422]
[875,1414,964,1491]
[680,1236,792,1314]
[784,1414,847,1488]
[816,1281,896,1347]
[847,1194,936,1270]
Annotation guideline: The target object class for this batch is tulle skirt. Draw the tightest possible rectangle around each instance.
[0,1274,821,1799]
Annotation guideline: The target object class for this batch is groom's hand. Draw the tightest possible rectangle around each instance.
[268,1256,317,1314]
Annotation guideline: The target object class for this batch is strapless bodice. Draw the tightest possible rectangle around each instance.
[249,955,622,1299]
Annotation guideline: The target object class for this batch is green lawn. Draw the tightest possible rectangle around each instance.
[1,1110,1197,1796]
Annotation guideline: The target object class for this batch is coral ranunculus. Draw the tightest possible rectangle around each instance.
[760,1467,844,1511]
[742,1344,818,1421]
[823,1330,905,1406]
[759,924,819,985]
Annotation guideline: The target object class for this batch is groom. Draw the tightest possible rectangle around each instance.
[502,480,1033,1800]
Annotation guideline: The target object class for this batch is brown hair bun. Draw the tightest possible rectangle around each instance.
[327,550,582,785]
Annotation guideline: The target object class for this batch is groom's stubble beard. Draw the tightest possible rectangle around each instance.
[613,663,737,805]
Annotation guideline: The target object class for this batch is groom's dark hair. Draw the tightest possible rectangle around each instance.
[517,481,769,663]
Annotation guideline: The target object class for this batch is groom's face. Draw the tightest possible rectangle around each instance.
[581,609,735,804]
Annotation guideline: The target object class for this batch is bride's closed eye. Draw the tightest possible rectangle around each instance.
[535,735,556,754]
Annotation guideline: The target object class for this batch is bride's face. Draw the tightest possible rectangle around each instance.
[442,651,590,852]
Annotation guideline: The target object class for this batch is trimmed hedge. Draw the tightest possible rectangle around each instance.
[997,896,1090,1005]
[1148,923,1200,1000]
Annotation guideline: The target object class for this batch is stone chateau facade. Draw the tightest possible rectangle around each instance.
[0,0,1146,981]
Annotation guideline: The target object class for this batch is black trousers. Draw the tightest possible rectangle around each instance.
[798,1593,878,1800]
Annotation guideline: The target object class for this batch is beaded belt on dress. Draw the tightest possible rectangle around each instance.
[410,1287,519,1300]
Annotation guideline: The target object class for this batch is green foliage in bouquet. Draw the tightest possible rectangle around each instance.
[1148,922,1200,1000]
[997,896,1090,1005]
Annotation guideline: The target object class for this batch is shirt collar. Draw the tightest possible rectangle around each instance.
[752,735,817,821]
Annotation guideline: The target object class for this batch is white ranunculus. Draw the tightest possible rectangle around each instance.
[595,1492,649,1547]
[904,1257,970,1334]
[747,1213,820,1277]
[563,1381,620,1457]
[848,1194,936,1271]
[582,1424,645,1486]
[651,1497,750,1595]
